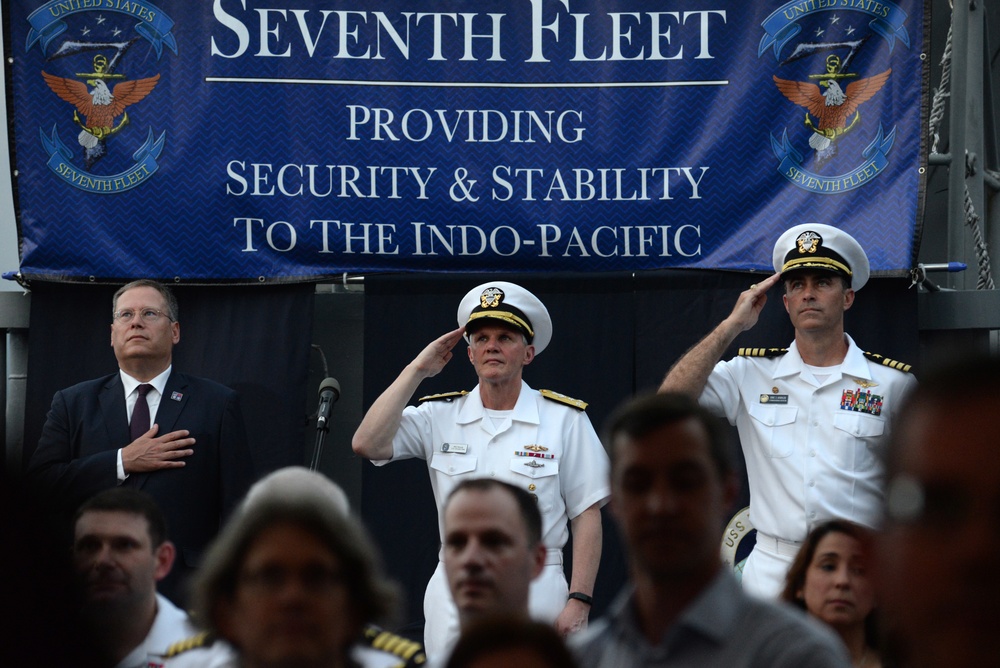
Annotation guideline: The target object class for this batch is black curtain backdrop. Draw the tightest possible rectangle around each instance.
[21,282,315,480]
[361,270,919,635]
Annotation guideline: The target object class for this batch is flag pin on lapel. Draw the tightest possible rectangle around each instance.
[171,391,183,401]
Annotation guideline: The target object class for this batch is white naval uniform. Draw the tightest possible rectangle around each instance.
[376,380,610,661]
[116,593,197,668]
[700,335,916,598]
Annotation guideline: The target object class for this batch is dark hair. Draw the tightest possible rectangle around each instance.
[74,488,168,547]
[780,519,879,647]
[605,392,735,477]
[113,279,179,322]
[445,616,578,668]
[445,479,542,547]
[193,492,397,635]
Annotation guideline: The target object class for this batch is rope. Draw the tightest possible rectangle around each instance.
[927,11,994,289]
[965,155,995,289]
[928,23,953,154]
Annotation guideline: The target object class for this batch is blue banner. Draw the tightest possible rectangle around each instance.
[7,0,928,281]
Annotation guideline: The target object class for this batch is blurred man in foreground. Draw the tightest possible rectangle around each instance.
[572,393,850,667]
[877,355,1000,667]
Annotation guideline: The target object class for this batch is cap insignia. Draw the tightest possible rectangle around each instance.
[796,231,822,254]
[480,287,504,309]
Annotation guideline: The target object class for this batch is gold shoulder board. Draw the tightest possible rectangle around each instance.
[737,347,789,358]
[164,631,212,658]
[418,390,469,403]
[362,625,427,665]
[863,351,914,374]
[539,389,588,410]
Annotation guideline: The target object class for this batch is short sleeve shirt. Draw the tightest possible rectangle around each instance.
[699,335,917,541]
[379,380,610,550]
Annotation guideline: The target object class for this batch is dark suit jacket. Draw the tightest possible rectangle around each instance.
[26,370,256,603]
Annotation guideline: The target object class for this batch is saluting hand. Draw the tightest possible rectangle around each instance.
[412,326,466,379]
[726,271,782,333]
[121,425,196,473]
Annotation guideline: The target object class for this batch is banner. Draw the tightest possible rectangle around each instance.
[7,0,928,281]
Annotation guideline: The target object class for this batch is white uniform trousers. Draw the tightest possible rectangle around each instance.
[422,549,568,662]
[741,532,800,599]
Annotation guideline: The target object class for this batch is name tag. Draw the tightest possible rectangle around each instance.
[759,394,789,404]
[441,442,468,454]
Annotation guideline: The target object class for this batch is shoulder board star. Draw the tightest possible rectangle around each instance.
[539,389,588,410]
[418,390,469,403]
[863,351,914,374]
[361,624,427,665]
[737,347,789,358]
[165,631,214,658]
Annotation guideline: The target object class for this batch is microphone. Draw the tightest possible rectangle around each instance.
[316,377,341,431]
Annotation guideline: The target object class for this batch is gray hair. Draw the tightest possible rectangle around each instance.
[241,466,350,516]
[191,480,397,634]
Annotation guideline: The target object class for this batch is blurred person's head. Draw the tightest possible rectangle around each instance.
[72,488,174,616]
[877,354,1000,668]
[606,392,737,588]
[241,465,350,516]
[782,520,878,650]
[193,479,396,668]
[445,616,577,668]
[443,479,546,627]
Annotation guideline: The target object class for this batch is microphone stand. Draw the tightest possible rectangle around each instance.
[308,419,329,471]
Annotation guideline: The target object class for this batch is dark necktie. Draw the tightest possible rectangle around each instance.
[130,384,153,442]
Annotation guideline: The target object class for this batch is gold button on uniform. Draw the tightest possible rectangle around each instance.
[528,484,536,491]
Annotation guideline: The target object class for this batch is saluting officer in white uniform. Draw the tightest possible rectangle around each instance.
[353,281,610,661]
[660,224,916,598]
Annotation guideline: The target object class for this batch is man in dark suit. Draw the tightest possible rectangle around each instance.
[27,279,256,603]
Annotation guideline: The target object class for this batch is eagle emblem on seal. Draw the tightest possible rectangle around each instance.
[773,55,891,162]
[41,54,159,166]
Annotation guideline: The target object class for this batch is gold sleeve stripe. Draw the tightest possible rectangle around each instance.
[164,632,211,657]
[863,351,913,373]
[371,631,425,660]
[418,390,469,402]
[737,347,788,358]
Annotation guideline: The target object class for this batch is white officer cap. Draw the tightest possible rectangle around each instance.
[457,281,553,355]
[772,223,870,291]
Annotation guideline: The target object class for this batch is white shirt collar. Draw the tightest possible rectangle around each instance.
[458,380,540,425]
[120,365,172,398]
